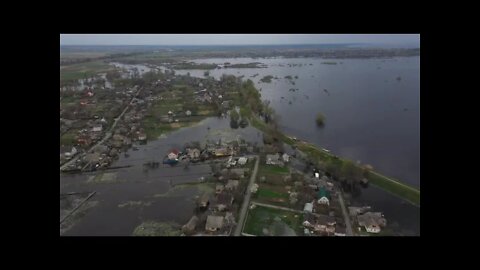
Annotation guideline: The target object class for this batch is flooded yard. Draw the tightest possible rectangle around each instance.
[60,116,263,236]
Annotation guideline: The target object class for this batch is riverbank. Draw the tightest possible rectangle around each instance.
[249,114,420,206]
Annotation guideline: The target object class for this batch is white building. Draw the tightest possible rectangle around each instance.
[238,157,248,165]
[92,126,103,132]
[304,202,313,213]
[318,197,330,205]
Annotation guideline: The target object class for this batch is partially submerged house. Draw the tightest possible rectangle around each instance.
[206,215,224,232]
[357,212,387,234]
[186,148,201,160]
[167,149,180,160]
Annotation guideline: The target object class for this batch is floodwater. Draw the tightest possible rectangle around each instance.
[60,117,263,236]
[172,57,421,235]
[61,56,421,235]
[175,57,420,188]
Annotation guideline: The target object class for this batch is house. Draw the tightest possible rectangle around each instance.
[250,183,259,193]
[198,193,210,209]
[186,148,201,160]
[282,153,290,163]
[304,202,313,213]
[212,147,230,157]
[225,180,239,191]
[138,132,147,141]
[213,193,234,211]
[226,156,237,167]
[303,214,336,235]
[63,146,77,158]
[92,125,103,132]
[317,187,330,205]
[237,157,248,165]
[77,137,91,146]
[182,215,199,235]
[266,154,284,166]
[215,184,225,194]
[167,149,180,160]
[357,212,387,233]
[205,215,224,232]
[303,214,336,226]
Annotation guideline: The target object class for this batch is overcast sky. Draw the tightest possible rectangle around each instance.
[60,34,420,46]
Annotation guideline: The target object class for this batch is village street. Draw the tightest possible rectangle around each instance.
[337,192,353,236]
[60,87,143,171]
[233,156,260,236]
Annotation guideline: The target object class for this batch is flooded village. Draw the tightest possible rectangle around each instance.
[60,42,420,236]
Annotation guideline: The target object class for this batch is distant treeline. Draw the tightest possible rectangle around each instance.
[60,52,148,66]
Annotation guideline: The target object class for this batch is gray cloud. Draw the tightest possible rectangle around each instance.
[60,34,420,46]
